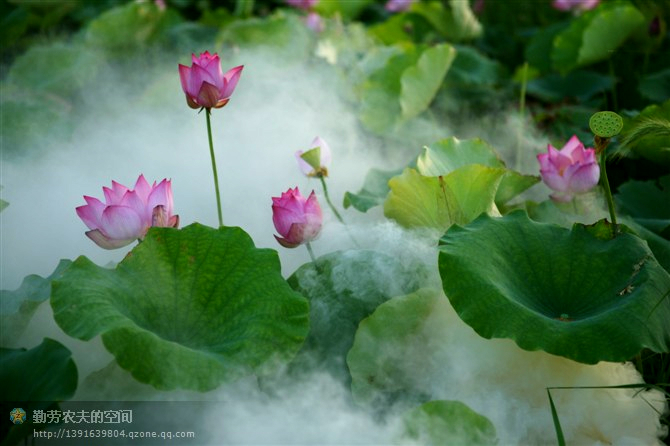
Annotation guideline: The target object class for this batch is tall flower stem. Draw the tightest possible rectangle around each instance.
[599,153,618,234]
[205,110,223,227]
[319,176,344,224]
[305,242,317,263]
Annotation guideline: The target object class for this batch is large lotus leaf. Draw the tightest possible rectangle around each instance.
[616,175,670,239]
[1,260,71,344]
[401,400,497,445]
[417,137,538,206]
[86,2,182,52]
[552,2,645,73]
[438,211,670,364]
[0,338,77,401]
[384,166,505,232]
[638,68,670,103]
[6,43,104,97]
[400,43,456,120]
[217,13,311,59]
[525,70,614,103]
[527,195,670,273]
[286,250,430,381]
[417,137,502,175]
[343,168,402,212]
[359,44,454,134]
[347,288,444,406]
[444,45,504,88]
[0,338,78,446]
[51,223,309,391]
[359,47,420,134]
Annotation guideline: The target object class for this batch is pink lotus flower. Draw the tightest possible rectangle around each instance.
[272,187,323,248]
[537,135,600,202]
[295,136,331,177]
[285,0,318,10]
[304,12,324,32]
[385,0,415,12]
[76,175,179,249]
[178,52,243,110]
[552,0,599,12]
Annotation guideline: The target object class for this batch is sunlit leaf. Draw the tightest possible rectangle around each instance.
[384,165,505,232]
[402,400,497,445]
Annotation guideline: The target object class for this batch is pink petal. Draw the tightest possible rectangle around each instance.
[130,175,151,202]
[147,179,173,216]
[537,153,552,172]
[220,65,244,100]
[274,234,299,248]
[85,229,136,250]
[304,190,323,219]
[540,169,569,192]
[560,135,584,158]
[76,196,105,230]
[178,64,195,97]
[197,81,221,109]
[100,205,145,240]
[272,203,304,236]
[565,162,600,194]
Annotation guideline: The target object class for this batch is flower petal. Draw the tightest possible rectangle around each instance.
[100,205,145,240]
[76,196,105,230]
[220,65,244,100]
[85,229,135,250]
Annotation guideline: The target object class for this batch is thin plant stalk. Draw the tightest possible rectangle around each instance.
[305,242,317,263]
[205,110,224,227]
[599,153,618,232]
[319,176,344,224]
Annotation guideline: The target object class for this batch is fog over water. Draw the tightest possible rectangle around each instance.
[1,45,666,445]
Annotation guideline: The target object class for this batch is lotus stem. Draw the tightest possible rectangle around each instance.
[319,176,344,224]
[205,110,224,227]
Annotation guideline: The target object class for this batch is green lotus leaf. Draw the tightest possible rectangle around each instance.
[384,165,505,232]
[616,175,670,239]
[552,2,645,74]
[359,43,454,134]
[347,288,445,406]
[401,400,497,445]
[417,137,538,206]
[343,167,402,212]
[438,211,670,364]
[0,338,78,446]
[1,260,72,343]
[287,250,430,381]
[1,338,77,401]
[417,138,502,176]
[400,43,456,120]
[51,223,309,391]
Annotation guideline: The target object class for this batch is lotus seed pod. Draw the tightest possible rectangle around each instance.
[589,111,623,138]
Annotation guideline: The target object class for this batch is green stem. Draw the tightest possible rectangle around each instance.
[319,176,345,224]
[519,62,528,118]
[234,0,254,17]
[205,110,224,227]
[305,242,317,263]
[599,152,618,235]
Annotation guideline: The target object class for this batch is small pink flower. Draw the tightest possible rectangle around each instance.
[295,136,331,177]
[76,175,179,249]
[385,0,415,12]
[304,12,324,32]
[272,187,323,248]
[537,135,600,202]
[178,51,243,110]
[552,0,599,12]
[285,0,318,10]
